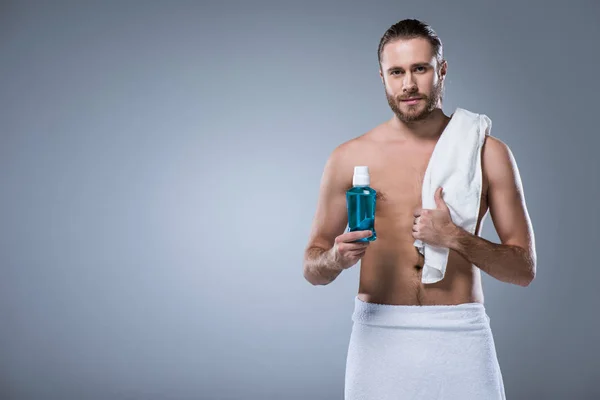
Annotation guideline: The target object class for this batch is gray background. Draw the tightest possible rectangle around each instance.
[1,0,599,399]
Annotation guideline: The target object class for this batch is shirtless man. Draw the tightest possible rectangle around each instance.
[302,19,536,399]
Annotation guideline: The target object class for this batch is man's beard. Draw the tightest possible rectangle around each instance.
[385,81,443,123]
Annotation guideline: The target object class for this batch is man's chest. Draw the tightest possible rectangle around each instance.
[361,149,435,217]
[358,146,489,224]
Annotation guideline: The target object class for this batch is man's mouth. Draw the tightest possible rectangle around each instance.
[400,97,422,104]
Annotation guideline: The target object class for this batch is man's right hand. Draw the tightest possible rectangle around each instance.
[332,230,373,270]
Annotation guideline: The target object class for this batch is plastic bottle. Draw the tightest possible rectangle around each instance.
[346,166,377,242]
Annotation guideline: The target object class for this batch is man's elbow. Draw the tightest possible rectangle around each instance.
[303,265,327,286]
[304,264,337,286]
[514,246,536,287]
[303,267,319,285]
[518,271,535,287]
[519,262,536,287]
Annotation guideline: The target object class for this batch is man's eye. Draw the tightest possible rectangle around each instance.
[391,70,402,75]
[415,66,426,72]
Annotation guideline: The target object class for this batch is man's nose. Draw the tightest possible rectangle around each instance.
[402,74,417,93]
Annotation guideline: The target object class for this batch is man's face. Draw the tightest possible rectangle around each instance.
[379,37,446,123]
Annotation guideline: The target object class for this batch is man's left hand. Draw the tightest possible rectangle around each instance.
[412,187,458,248]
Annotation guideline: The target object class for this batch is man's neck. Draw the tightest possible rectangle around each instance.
[387,108,451,142]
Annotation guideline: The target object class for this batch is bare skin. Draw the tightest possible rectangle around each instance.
[303,37,535,306]
[314,123,489,306]
[304,120,532,305]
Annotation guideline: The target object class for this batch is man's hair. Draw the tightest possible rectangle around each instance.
[377,19,443,67]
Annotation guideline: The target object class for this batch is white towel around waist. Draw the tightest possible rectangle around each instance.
[344,296,506,400]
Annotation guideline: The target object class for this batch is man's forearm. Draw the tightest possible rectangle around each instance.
[446,227,536,287]
[303,246,343,285]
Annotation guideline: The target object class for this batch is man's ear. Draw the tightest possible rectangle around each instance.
[439,59,448,80]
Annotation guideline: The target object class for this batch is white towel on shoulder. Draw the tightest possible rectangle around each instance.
[414,108,492,284]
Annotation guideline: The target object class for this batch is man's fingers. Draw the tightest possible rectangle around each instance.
[337,230,373,243]
[339,241,370,252]
[349,248,367,258]
[413,209,422,218]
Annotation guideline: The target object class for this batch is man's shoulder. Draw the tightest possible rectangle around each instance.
[482,135,518,184]
[482,135,514,163]
[328,130,375,161]
[330,123,387,156]
[331,136,363,157]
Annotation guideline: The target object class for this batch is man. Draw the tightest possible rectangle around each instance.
[303,19,536,399]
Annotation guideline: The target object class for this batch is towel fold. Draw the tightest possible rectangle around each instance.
[414,108,492,284]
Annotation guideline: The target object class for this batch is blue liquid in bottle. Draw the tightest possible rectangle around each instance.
[346,166,377,242]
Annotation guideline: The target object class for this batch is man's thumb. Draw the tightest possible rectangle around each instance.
[435,187,447,209]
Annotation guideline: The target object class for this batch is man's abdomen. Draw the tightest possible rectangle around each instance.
[357,238,483,306]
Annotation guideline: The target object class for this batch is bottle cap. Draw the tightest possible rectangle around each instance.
[352,166,370,186]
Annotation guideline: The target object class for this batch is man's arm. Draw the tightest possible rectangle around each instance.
[446,136,537,287]
[303,145,351,285]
